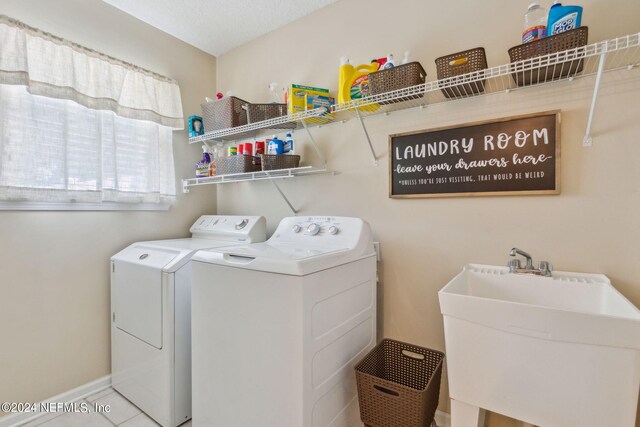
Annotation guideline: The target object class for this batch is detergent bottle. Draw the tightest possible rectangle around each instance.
[338,56,380,104]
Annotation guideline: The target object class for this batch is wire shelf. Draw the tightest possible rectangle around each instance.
[182,166,334,192]
[331,32,640,119]
[189,107,333,144]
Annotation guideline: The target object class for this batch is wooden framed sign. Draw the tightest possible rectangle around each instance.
[389,111,560,198]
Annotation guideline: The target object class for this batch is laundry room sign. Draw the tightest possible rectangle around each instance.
[389,111,560,198]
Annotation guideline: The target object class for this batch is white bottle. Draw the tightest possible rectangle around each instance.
[284,133,295,155]
[382,54,395,70]
[401,51,411,65]
[523,3,548,43]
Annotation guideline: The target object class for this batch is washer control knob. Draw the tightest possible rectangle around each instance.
[235,219,249,230]
[328,226,339,235]
[306,223,321,236]
[292,225,302,233]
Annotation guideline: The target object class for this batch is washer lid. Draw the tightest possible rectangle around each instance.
[192,216,375,276]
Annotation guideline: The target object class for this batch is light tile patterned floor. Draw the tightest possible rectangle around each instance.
[18,388,192,427]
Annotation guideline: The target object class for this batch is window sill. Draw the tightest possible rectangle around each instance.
[0,201,172,211]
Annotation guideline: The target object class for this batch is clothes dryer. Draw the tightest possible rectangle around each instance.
[111,215,266,426]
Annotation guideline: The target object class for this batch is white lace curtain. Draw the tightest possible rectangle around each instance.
[0,15,183,205]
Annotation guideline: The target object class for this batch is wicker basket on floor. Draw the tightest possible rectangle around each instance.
[435,47,488,98]
[508,27,589,86]
[355,339,444,427]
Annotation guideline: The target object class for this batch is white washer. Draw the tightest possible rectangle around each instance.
[191,216,377,427]
[110,215,266,427]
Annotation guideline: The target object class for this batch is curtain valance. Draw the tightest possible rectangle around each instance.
[0,15,184,129]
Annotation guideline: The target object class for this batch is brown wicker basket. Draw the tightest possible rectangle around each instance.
[216,155,260,175]
[369,62,427,104]
[243,103,296,129]
[355,339,444,427]
[435,47,488,98]
[260,154,300,171]
[200,96,249,132]
[508,26,589,86]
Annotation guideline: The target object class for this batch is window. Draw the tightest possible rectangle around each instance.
[0,15,184,209]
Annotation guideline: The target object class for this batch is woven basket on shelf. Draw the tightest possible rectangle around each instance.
[243,103,296,129]
[216,155,260,175]
[260,154,300,171]
[369,62,427,104]
[200,96,249,132]
[435,47,488,98]
[355,339,444,427]
[508,27,589,86]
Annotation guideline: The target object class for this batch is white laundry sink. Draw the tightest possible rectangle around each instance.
[439,264,640,427]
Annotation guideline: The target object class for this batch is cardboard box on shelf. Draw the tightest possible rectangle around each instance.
[288,84,335,115]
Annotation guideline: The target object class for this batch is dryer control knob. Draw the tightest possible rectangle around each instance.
[292,225,302,233]
[235,219,249,230]
[306,223,321,236]
[328,226,339,235]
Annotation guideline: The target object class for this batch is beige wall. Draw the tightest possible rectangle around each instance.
[215,0,640,425]
[0,0,217,410]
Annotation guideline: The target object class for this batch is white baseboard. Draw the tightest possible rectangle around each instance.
[0,375,111,427]
[435,409,451,427]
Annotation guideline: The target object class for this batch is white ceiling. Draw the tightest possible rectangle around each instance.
[102,0,338,56]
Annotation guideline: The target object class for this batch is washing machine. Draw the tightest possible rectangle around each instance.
[191,216,377,427]
[110,215,266,427]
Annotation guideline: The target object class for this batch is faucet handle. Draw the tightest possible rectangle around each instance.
[508,259,521,272]
[538,261,553,275]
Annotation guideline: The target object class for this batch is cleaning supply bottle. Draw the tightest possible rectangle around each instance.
[284,133,295,155]
[268,135,284,155]
[338,56,355,104]
[381,54,395,70]
[547,2,583,36]
[401,51,412,65]
[195,146,211,177]
[337,56,380,104]
[523,3,548,43]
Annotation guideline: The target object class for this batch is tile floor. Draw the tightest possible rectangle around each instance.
[18,388,192,427]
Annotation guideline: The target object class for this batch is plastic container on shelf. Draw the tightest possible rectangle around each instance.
[435,48,488,98]
[200,96,249,131]
[338,56,380,104]
[547,2,583,36]
[260,154,300,171]
[368,61,427,104]
[509,26,588,86]
[523,3,548,44]
[243,103,296,129]
[284,133,294,155]
[217,155,260,175]
[195,146,211,178]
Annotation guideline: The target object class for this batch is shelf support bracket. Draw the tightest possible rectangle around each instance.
[583,49,608,147]
[354,107,379,166]
[301,120,327,168]
[271,180,299,214]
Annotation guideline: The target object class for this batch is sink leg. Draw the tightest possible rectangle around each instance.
[450,399,486,427]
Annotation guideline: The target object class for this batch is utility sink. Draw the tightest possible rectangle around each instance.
[439,264,640,427]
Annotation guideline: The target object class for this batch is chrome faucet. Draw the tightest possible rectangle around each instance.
[508,248,553,276]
